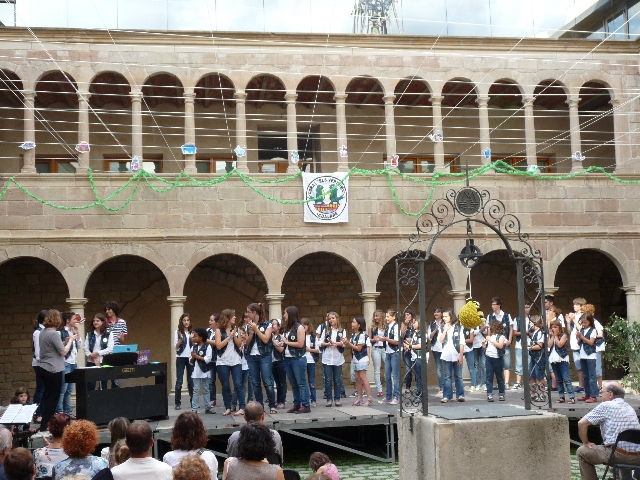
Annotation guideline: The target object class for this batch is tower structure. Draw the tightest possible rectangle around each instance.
[352,0,403,34]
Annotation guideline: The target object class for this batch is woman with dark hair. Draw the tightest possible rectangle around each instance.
[38,310,77,432]
[245,303,277,415]
[100,417,130,468]
[4,448,36,480]
[52,420,107,479]
[222,423,284,480]
[577,313,599,403]
[34,413,71,478]
[437,309,465,403]
[281,306,311,414]
[215,309,246,416]
[56,312,81,417]
[83,314,114,391]
[162,411,218,479]
[174,313,194,411]
[270,319,287,409]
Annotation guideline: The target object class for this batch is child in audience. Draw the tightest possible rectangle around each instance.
[309,452,340,480]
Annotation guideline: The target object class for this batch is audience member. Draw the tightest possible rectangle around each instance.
[172,456,210,480]
[4,448,36,480]
[34,413,71,478]
[0,427,13,480]
[99,418,130,468]
[91,440,129,480]
[162,412,217,479]
[111,421,172,480]
[309,452,339,480]
[226,402,283,462]
[222,423,284,480]
[52,420,106,480]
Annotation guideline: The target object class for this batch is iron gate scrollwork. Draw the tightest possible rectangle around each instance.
[396,185,549,416]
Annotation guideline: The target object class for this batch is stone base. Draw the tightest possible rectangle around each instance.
[398,410,571,480]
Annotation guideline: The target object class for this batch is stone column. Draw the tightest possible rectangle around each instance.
[183,91,197,174]
[234,91,249,173]
[265,294,286,320]
[383,95,396,162]
[334,93,349,172]
[622,286,640,324]
[567,97,583,172]
[359,292,381,383]
[431,95,444,170]
[66,298,88,367]
[21,90,36,173]
[477,95,490,164]
[523,95,537,167]
[612,98,631,173]
[285,92,299,174]
[130,91,143,161]
[167,296,186,393]
[76,91,91,173]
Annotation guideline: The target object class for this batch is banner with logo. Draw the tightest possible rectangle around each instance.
[302,172,349,223]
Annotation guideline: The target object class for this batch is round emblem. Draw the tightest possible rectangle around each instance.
[305,175,348,221]
[455,188,482,215]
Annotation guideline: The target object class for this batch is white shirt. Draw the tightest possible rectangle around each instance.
[569,315,582,350]
[485,334,501,359]
[384,322,399,355]
[580,328,597,360]
[192,343,212,379]
[371,325,384,347]
[431,323,443,352]
[174,330,192,359]
[112,457,173,480]
[304,334,315,364]
[514,317,530,350]
[32,324,44,366]
[321,328,345,366]
[216,332,242,366]
[163,449,218,480]
[440,327,464,362]
[549,335,569,363]
[64,325,81,364]
[351,332,371,366]
[84,330,114,364]
[472,323,485,349]
[594,318,606,352]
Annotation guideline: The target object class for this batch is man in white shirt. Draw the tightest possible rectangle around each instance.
[112,421,172,480]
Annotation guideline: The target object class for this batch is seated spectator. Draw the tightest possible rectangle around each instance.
[111,421,172,480]
[0,427,13,480]
[100,418,130,469]
[34,414,71,479]
[162,412,217,479]
[172,456,210,480]
[52,420,107,480]
[226,402,282,463]
[222,423,284,480]
[90,441,129,480]
[4,447,36,480]
[309,453,339,480]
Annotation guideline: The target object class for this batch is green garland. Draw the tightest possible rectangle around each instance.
[0,160,636,216]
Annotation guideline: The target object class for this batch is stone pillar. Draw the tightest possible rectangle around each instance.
[567,96,583,172]
[334,93,349,172]
[523,95,537,167]
[285,92,299,174]
[66,298,88,368]
[359,292,380,383]
[167,296,186,393]
[431,95,444,170]
[21,90,36,173]
[622,286,640,324]
[265,294,285,321]
[76,91,91,173]
[383,95,396,162]
[612,98,631,173]
[477,95,490,164]
[130,91,143,161]
[234,91,249,173]
[183,91,197,174]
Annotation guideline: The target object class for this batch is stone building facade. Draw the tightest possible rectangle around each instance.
[0,29,638,402]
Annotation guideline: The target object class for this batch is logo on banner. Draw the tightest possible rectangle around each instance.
[305,175,348,222]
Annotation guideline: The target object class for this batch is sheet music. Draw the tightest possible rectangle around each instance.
[0,404,38,424]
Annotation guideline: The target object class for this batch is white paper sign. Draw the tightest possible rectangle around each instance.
[303,172,349,223]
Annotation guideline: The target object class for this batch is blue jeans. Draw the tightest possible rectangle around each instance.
[175,357,194,407]
[33,365,45,417]
[572,351,582,370]
[285,356,310,408]
[580,358,598,398]
[463,351,477,387]
[371,347,384,393]
[232,369,253,407]
[272,361,287,404]
[209,363,217,404]
[443,360,464,399]
[322,363,344,402]
[551,361,574,399]
[56,362,76,414]
[485,355,505,395]
[192,377,210,411]
[502,345,512,370]
[515,348,523,376]
[307,362,317,403]
[86,362,108,391]
[384,351,401,400]
[217,364,245,411]
[247,354,276,409]
[595,352,603,377]
[404,351,414,389]
[474,348,486,387]
[411,358,423,397]
[432,351,444,390]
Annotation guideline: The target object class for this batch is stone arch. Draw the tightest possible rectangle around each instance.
[194,72,236,108]
[580,76,617,102]
[244,73,286,104]
[297,75,336,94]
[142,72,184,108]
[345,76,384,106]
[89,69,135,91]
[0,245,70,281]
[89,71,132,109]
[393,76,432,107]
[35,70,78,108]
[477,72,525,98]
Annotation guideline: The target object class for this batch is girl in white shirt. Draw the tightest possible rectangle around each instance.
[174,313,193,411]
[302,318,319,408]
[343,317,372,406]
[577,313,598,402]
[215,309,246,416]
[368,309,386,397]
[484,320,506,402]
[548,319,575,404]
[320,311,346,407]
[437,309,465,403]
[84,314,114,391]
[583,304,605,393]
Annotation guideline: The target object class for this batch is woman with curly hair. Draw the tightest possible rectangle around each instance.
[52,420,107,480]
[173,455,211,480]
[162,411,218,479]
[222,423,284,480]
[34,413,71,478]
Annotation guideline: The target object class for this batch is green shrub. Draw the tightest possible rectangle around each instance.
[603,314,640,391]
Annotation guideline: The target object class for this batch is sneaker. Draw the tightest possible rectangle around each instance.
[379,398,393,404]
[175,404,181,410]
[511,383,522,390]
[390,398,399,405]
[295,406,312,413]
[377,391,384,397]
[457,397,465,402]
[585,397,598,403]
[469,386,476,392]
[440,398,449,403]
[499,395,505,402]
[349,391,359,397]
[205,409,216,414]
[481,385,487,391]
[575,386,585,393]
[487,395,494,402]
[504,384,511,390]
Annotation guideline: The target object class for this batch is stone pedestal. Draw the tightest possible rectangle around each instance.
[398,410,570,480]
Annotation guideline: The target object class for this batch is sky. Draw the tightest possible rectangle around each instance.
[0,0,600,38]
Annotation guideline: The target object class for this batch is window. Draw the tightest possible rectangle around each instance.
[383,155,435,173]
[607,11,626,39]
[504,156,552,173]
[35,156,78,173]
[195,157,236,174]
[258,160,314,173]
[629,2,640,39]
[104,154,162,173]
